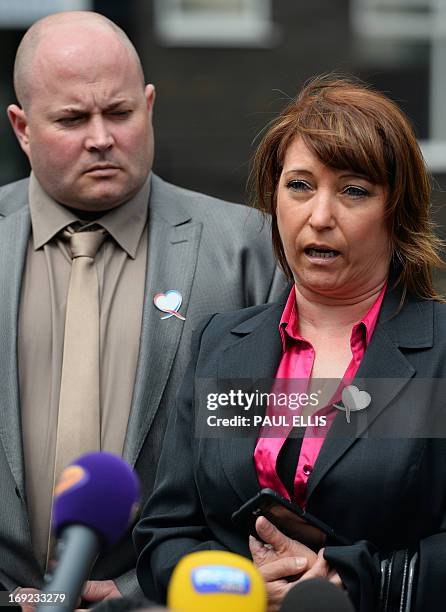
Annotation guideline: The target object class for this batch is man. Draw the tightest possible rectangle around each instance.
[0,10,285,605]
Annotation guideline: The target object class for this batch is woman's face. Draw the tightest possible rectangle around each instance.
[276,137,391,300]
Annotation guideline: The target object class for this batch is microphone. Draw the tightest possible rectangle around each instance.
[167,550,266,612]
[37,452,139,612]
[280,577,354,612]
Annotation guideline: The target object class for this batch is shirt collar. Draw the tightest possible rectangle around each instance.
[279,288,301,349]
[29,172,78,249]
[279,282,387,351]
[29,171,150,259]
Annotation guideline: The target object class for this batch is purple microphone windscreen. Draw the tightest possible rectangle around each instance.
[52,451,139,548]
[280,578,354,612]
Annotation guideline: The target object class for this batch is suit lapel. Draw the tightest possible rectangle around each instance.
[306,289,432,500]
[209,282,432,504]
[123,176,202,465]
[217,303,285,503]
[0,207,30,496]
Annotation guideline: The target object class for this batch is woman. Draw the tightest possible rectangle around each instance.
[134,76,446,611]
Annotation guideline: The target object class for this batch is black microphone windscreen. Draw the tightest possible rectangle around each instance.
[280,578,354,612]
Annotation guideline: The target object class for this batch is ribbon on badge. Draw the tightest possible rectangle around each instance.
[153,290,186,321]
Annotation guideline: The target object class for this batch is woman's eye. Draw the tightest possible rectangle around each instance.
[343,185,369,198]
[286,180,311,192]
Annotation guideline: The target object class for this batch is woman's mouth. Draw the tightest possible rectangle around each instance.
[304,247,340,259]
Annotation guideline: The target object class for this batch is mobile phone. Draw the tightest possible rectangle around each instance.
[231,488,350,551]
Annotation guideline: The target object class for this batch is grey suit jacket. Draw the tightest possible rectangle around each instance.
[0,174,286,592]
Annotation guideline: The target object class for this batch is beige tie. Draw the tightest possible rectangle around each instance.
[54,225,108,483]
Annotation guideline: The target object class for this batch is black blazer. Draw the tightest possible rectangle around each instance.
[134,283,446,610]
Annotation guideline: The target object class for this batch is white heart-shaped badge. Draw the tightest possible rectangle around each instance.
[342,385,371,412]
[333,385,371,423]
[154,290,183,319]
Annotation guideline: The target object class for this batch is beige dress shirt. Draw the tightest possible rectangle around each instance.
[19,172,149,569]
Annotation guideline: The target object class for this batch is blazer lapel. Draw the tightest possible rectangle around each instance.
[306,288,432,500]
[217,302,285,503]
[0,207,30,497]
[123,175,202,465]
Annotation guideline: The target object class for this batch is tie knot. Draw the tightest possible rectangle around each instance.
[63,225,108,259]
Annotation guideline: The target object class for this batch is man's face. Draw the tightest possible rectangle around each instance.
[9,31,155,211]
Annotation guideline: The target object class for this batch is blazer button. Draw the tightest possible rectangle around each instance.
[303,464,313,476]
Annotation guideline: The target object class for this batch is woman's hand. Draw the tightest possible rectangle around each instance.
[298,548,344,587]
[249,516,318,612]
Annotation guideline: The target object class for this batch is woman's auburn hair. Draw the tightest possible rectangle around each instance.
[249,74,445,303]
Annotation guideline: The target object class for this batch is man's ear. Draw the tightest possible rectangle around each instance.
[144,84,156,119]
[7,104,31,157]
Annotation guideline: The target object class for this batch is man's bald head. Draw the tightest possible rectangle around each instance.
[7,9,155,211]
[13,11,145,110]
